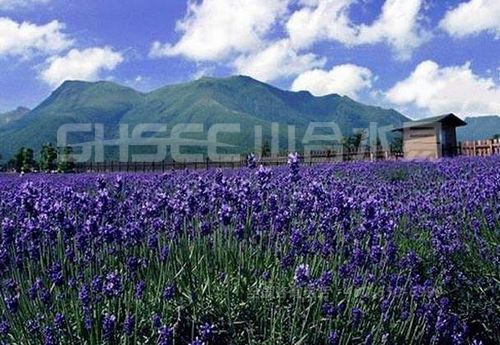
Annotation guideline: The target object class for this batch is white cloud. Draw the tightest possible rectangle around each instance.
[151,0,430,81]
[40,47,124,87]
[357,0,428,60]
[233,39,326,82]
[386,60,500,116]
[286,0,427,60]
[286,0,356,50]
[291,64,373,98]
[440,0,500,39]
[0,0,49,10]
[150,0,290,61]
[0,17,72,58]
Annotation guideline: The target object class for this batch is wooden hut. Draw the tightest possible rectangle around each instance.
[393,114,466,160]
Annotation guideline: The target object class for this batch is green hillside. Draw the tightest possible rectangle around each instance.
[458,116,500,142]
[0,76,408,161]
[0,106,30,126]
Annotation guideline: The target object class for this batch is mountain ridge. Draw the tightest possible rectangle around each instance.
[0,106,31,126]
[458,115,500,142]
[0,76,422,161]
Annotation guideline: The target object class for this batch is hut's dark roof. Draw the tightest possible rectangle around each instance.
[392,113,467,131]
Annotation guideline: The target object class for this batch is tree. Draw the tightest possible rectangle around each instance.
[342,131,368,159]
[390,135,403,153]
[261,140,271,157]
[9,147,25,172]
[22,148,35,172]
[39,143,58,172]
[58,146,75,173]
[9,147,36,173]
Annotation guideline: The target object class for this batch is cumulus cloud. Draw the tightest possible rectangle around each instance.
[440,0,500,39]
[386,60,500,116]
[151,0,430,82]
[286,0,356,50]
[291,64,373,98]
[0,0,49,10]
[287,0,428,60]
[0,17,72,58]
[40,47,124,87]
[150,0,290,61]
[233,39,326,82]
[357,0,428,60]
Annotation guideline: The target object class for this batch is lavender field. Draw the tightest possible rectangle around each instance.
[0,157,498,344]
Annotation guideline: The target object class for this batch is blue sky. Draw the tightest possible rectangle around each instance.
[0,0,499,119]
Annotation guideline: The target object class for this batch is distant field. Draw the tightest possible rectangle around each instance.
[0,157,498,344]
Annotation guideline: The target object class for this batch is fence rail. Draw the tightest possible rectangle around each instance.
[461,139,500,157]
[68,150,401,173]
[2,140,499,173]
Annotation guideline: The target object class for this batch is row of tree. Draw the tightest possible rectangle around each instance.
[8,144,75,173]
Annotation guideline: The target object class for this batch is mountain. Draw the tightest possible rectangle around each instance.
[0,106,30,126]
[0,76,408,161]
[458,116,500,142]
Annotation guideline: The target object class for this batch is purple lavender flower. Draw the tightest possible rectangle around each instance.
[328,330,339,345]
[294,264,310,287]
[134,280,146,299]
[189,337,205,345]
[0,318,10,335]
[160,246,170,262]
[287,152,300,181]
[353,275,363,288]
[322,302,337,318]
[318,271,333,291]
[123,314,135,337]
[352,307,362,326]
[158,325,173,345]
[103,271,122,298]
[91,275,103,294]
[218,204,233,226]
[4,279,17,293]
[54,313,66,331]
[102,313,116,341]
[26,318,40,334]
[199,322,215,340]
[162,283,177,301]
[4,295,19,314]
[126,256,140,273]
[43,326,56,345]
[246,153,257,169]
[48,262,64,287]
[83,311,92,330]
[28,278,44,300]
[151,314,162,329]
[79,284,91,307]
